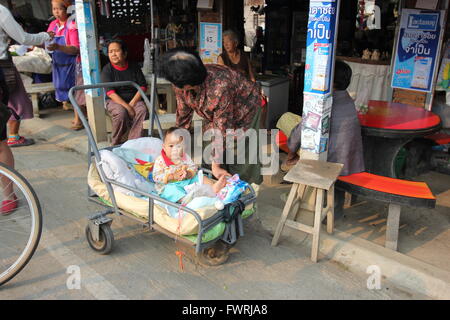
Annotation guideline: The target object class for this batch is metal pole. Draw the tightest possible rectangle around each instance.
[148,0,164,138]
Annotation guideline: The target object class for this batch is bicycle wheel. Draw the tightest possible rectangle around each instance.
[0,163,42,286]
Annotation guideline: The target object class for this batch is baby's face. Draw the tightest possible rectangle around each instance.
[163,133,184,163]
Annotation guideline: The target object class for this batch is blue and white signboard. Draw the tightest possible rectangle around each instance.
[199,22,222,64]
[303,0,339,95]
[75,0,101,96]
[391,9,444,93]
[301,0,339,157]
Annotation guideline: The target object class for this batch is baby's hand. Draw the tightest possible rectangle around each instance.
[174,168,187,181]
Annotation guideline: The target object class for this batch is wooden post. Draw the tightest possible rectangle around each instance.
[311,188,324,263]
[75,0,107,143]
[385,203,401,250]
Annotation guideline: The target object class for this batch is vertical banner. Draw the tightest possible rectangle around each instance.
[301,0,339,158]
[436,40,450,91]
[199,22,222,64]
[75,0,101,96]
[391,9,444,93]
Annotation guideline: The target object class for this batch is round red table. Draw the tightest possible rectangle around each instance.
[358,101,441,178]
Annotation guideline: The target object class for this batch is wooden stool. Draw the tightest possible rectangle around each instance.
[271,159,343,262]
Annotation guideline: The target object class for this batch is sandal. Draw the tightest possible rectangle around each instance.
[1,194,17,215]
[70,123,84,131]
[7,136,35,148]
[63,102,73,111]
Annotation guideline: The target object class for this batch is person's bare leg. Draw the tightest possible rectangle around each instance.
[211,162,231,179]
[72,111,79,125]
[203,175,227,194]
[0,141,15,200]
[72,105,87,129]
[8,120,19,136]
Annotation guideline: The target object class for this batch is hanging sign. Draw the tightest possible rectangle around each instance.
[436,41,450,91]
[303,0,339,96]
[199,22,222,64]
[75,0,101,96]
[301,0,339,156]
[391,9,444,93]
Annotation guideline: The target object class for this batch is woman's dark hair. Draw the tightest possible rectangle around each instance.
[333,59,352,90]
[106,39,128,54]
[157,48,207,88]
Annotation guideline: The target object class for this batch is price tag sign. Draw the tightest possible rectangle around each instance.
[391,9,444,92]
[200,22,222,63]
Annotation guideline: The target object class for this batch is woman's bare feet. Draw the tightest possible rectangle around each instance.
[70,121,84,131]
[281,151,299,172]
[212,175,227,194]
[286,151,299,165]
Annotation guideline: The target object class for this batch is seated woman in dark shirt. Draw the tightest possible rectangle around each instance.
[101,39,148,145]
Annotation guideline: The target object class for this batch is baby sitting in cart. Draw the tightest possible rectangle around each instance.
[152,127,228,204]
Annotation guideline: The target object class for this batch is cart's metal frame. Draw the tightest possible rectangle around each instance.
[68,81,257,255]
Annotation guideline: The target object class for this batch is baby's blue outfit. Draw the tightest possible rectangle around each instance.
[159,175,199,203]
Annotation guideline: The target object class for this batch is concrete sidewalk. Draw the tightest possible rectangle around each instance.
[20,108,450,299]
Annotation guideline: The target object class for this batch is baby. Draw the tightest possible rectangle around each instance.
[153,127,227,203]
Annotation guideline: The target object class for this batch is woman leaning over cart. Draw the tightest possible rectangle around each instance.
[158,48,263,185]
[47,0,86,130]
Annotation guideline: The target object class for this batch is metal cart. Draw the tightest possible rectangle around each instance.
[68,81,257,266]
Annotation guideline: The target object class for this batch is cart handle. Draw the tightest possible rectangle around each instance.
[103,177,204,224]
[68,81,164,165]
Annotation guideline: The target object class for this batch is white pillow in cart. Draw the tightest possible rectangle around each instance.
[97,150,138,197]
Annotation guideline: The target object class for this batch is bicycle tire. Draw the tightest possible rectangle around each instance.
[0,163,42,286]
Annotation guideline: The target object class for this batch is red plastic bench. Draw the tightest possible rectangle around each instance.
[425,132,450,145]
[336,172,436,250]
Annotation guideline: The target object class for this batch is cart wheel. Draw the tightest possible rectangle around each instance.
[85,224,114,255]
[197,241,230,266]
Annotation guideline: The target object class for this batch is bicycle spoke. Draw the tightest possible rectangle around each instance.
[0,242,24,254]
[0,214,32,223]
[0,227,30,235]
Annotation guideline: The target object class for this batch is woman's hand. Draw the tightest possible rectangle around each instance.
[174,168,187,181]
[124,105,135,118]
[47,42,60,51]
[47,31,55,40]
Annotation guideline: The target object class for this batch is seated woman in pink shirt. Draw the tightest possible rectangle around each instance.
[47,0,85,130]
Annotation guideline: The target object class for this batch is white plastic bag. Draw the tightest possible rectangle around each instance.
[354,85,370,113]
[142,38,152,75]
[120,137,163,160]
[97,150,138,197]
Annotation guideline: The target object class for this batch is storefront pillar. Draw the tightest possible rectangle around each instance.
[300,0,340,161]
[75,0,107,143]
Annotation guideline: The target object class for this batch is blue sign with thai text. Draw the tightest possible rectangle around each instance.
[303,0,339,95]
[392,9,443,93]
